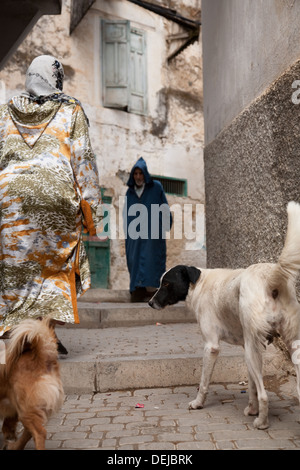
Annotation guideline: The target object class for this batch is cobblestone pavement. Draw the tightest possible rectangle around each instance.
[2,378,299,451]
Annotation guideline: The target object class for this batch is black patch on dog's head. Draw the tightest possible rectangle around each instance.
[148,265,201,309]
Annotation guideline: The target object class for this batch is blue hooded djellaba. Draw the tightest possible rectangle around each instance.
[124,157,172,294]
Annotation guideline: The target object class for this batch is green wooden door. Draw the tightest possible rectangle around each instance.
[83,195,111,288]
[83,238,110,288]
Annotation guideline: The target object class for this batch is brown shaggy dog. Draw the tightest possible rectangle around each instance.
[0,319,64,450]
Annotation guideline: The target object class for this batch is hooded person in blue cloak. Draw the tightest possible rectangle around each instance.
[124,157,172,302]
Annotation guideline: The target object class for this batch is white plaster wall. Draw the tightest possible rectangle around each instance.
[0,0,203,197]
[0,0,205,289]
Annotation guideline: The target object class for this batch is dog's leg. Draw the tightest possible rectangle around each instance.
[244,342,269,429]
[292,363,300,406]
[2,415,18,449]
[284,335,300,403]
[17,412,47,450]
[5,427,32,450]
[244,373,259,416]
[189,342,220,410]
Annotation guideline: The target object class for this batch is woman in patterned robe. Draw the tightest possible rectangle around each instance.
[0,55,103,346]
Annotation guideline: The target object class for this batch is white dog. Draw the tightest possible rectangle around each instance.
[149,201,300,429]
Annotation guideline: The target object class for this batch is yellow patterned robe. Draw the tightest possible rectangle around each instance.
[0,96,103,335]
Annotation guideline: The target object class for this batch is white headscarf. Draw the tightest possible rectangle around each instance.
[25,55,64,98]
[17,54,89,125]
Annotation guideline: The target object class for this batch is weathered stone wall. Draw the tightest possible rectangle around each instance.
[205,59,300,269]
[0,0,205,289]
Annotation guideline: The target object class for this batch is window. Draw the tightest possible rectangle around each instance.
[153,176,187,196]
[101,20,147,116]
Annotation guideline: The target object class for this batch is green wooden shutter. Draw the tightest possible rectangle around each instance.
[102,20,147,115]
[129,28,147,115]
[102,20,130,110]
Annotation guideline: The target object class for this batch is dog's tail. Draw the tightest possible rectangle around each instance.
[5,318,58,373]
[275,201,300,284]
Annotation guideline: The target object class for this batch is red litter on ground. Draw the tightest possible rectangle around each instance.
[135,403,144,408]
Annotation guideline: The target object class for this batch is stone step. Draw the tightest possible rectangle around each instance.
[56,323,284,394]
[74,301,195,328]
[80,288,131,303]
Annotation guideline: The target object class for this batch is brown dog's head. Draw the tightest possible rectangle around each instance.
[148,265,201,310]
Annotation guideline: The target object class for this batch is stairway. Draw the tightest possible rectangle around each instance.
[56,289,281,394]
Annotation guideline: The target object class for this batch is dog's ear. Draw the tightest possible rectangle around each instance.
[185,266,201,284]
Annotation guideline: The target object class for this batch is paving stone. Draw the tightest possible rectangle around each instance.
[1,312,300,453]
[35,381,300,451]
[235,439,297,450]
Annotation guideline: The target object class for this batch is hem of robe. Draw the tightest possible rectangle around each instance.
[0,264,88,336]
